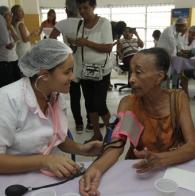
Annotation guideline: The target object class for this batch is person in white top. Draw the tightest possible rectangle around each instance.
[0,39,102,178]
[11,4,38,58]
[157,17,188,89]
[39,9,57,39]
[68,0,113,142]
[177,26,195,97]
[0,6,21,88]
[157,17,187,56]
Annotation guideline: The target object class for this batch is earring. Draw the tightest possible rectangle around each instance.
[42,77,48,81]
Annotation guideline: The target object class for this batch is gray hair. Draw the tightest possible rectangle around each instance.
[19,39,72,77]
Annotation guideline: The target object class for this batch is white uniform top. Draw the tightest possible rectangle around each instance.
[15,21,31,58]
[157,25,185,56]
[0,15,18,62]
[74,17,113,78]
[0,77,68,155]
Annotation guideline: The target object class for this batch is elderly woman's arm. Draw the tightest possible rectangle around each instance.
[133,91,195,173]
[79,96,130,196]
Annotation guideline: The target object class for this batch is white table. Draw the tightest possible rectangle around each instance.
[0,160,195,196]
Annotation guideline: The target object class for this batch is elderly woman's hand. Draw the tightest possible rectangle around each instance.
[79,166,101,196]
[132,147,165,173]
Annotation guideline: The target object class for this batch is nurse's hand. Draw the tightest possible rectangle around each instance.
[43,155,80,178]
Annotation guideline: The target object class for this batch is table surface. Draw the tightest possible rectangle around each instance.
[0,160,195,196]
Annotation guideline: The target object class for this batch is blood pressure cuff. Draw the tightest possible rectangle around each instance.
[112,111,144,148]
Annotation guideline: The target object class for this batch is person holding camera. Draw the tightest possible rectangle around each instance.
[117,27,144,68]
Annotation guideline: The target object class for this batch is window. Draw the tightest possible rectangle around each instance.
[40,4,175,48]
[96,4,175,48]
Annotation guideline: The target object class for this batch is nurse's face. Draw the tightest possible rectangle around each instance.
[47,54,74,94]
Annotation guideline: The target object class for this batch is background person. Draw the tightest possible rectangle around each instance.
[117,26,144,68]
[68,0,113,142]
[79,48,195,196]
[0,39,102,178]
[177,26,195,97]
[0,6,21,88]
[39,9,57,38]
[152,29,161,47]
[11,4,38,58]
[157,17,188,89]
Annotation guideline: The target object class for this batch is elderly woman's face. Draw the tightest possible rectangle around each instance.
[47,54,74,94]
[129,53,162,97]
[78,1,95,20]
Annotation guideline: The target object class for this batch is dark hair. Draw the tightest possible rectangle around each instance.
[76,0,96,7]
[152,30,161,39]
[66,0,79,17]
[111,21,126,40]
[138,47,170,74]
[47,9,56,25]
[11,4,21,26]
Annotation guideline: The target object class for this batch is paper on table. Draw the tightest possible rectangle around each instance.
[163,167,195,192]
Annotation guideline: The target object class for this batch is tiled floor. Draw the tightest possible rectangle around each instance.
[64,69,195,162]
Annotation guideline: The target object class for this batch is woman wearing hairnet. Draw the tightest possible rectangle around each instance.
[0,39,102,178]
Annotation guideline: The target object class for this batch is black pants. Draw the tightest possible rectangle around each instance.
[69,81,90,125]
[0,61,21,88]
[80,74,110,115]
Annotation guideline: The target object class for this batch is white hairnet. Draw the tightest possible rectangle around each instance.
[175,17,187,24]
[19,39,72,77]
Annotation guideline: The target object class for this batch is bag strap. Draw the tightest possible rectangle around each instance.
[81,23,108,67]
[76,19,83,37]
[170,89,180,131]
[170,89,185,145]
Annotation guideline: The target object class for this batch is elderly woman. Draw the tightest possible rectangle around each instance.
[0,6,20,87]
[0,39,102,178]
[79,47,195,196]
